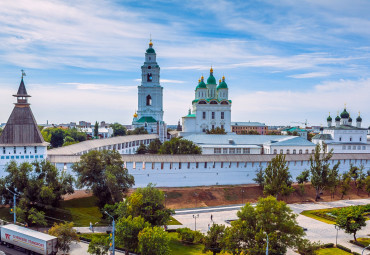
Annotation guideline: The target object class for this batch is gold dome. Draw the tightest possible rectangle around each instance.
[133,112,138,118]
[149,39,153,47]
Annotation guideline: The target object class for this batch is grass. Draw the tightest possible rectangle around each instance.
[316,247,352,254]
[168,216,182,225]
[168,232,213,255]
[301,209,336,224]
[78,233,109,240]
[357,237,370,246]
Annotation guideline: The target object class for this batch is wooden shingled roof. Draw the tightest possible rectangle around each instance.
[0,78,47,146]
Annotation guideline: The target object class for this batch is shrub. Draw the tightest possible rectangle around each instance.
[297,239,322,255]
[336,244,352,253]
[322,243,334,248]
[176,228,203,244]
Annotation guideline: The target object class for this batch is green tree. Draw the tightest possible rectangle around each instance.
[88,235,110,255]
[138,226,171,255]
[356,172,366,195]
[111,123,127,137]
[136,144,147,154]
[127,127,147,135]
[349,164,364,185]
[365,175,370,196]
[94,121,99,137]
[340,172,351,199]
[63,136,76,146]
[253,167,264,190]
[147,139,162,154]
[48,222,79,254]
[50,128,65,148]
[116,216,151,254]
[159,137,201,155]
[336,206,366,241]
[67,127,87,142]
[0,161,74,218]
[326,166,340,199]
[27,207,47,228]
[296,170,310,196]
[126,184,173,226]
[203,224,225,255]
[263,154,294,199]
[206,127,227,134]
[177,228,204,244]
[226,196,305,254]
[72,150,134,206]
[309,144,340,201]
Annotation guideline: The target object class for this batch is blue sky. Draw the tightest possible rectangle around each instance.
[1,0,370,127]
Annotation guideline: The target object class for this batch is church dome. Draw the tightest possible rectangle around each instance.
[196,76,207,89]
[146,40,155,54]
[217,76,228,89]
[357,115,362,122]
[340,108,349,118]
[335,115,341,121]
[207,67,217,84]
[348,116,352,122]
[133,112,138,118]
[327,115,332,121]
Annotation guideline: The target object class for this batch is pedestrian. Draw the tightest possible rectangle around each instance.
[208,223,210,231]
[89,222,93,232]
[211,214,213,221]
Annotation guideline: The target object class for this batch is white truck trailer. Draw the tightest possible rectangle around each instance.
[0,224,58,255]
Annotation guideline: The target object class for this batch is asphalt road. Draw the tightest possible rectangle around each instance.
[0,244,27,255]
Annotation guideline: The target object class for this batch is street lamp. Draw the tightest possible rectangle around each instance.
[193,214,199,231]
[362,244,370,255]
[264,232,269,255]
[334,224,339,246]
[104,211,115,255]
[241,189,245,204]
[6,188,18,224]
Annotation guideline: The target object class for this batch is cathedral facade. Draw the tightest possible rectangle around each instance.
[182,68,232,133]
[132,41,167,142]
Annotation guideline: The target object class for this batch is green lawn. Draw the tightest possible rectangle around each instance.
[168,232,214,255]
[357,237,370,246]
[301,209,336,224]
[316,248,352,254]
[168,216,182,225]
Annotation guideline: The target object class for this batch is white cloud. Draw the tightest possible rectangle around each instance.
[289,72,331,78]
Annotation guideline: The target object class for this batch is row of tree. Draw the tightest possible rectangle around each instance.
[41,127,87,148]
[136,137,202,155]
[254,144,370,201]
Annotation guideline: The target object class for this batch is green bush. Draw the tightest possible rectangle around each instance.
[336,244,352,253]
[352,252,361,255]
[323,243,334,248]
[297,239,322,255]
[176,228,203,244]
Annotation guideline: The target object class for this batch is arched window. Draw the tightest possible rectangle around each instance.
[210,100,218,104]
[280,149,283,154]
[148,66,151,69]
[286,149,290,154]
[146,95,152,106]
[293,149,296,154]
[198,100,207,104]
[305,149,309,154]
[273,149,277,154]
[299,149,302,154]
[339,137,342,141]
[312,149,315,153]
[360,137,362,142]
[350,137,352,142]
[221,101,229,105]
[147,73,153,82]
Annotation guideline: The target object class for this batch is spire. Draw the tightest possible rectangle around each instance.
[210,66,213,73]
[13,72,31,106]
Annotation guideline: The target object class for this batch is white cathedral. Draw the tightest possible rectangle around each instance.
[182,68,232,133]
[132,40,167,142]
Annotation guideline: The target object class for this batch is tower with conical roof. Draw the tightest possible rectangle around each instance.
[0,73,48,171]
[182,67,232,133]
[132,40,167,142]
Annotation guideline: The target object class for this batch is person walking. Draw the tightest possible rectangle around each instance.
[210,214,213,221]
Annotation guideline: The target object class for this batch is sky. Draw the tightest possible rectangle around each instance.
[0,0,370,127]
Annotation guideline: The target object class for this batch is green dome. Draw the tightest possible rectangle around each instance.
[335,116,341,121]
[146,47,155,54]
[340,108,349,118]
[207,74,216,84]
[348,116,353,122]
[217,76,228,89]
[196,77,207,89]
[357,115,362,122]
[327,115,332,121]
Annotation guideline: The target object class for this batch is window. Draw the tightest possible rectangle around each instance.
[179,162,181,169]
[350,137,352,142]
[214,148,221,154]
[236,148,241,154]
[273,149,277,154]
[348,146,351,150]
[212,125,215,130]
[221,125,224,130]
[357,146,361,150]
[339,137,342,141]
[223,148,228,154]
[299,149,302,154]
[221,112,224,119]
[13,147,16,154]
[293,149,296,154]
[280,149,283,154]
[202,112,206,119]
[360,137,362,142]
[196,162,199,168]
[146,95,152,106]
[24,147,26,154]
[148,66,151,69]
[363,146,366,150]
[312,149,315,153]
[342,146,346,150]
[212,112,215,119]
[229,148,235,154]
[353,146,356,150]
[2,147,5,154]
[204,162,207,168]
[286,149,290,154]
[187,162,190,169]
[202,128,206,132]
[34,146,37,153]
[243,148,250,154]
[147,73,153,82]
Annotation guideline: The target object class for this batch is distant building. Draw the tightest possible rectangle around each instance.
[281,127,308,139]
[132,40,167,142]
[182,68,231,134]
[312,108,370,153]
[80,127,113,139]
[0,75,48,173]
[231,122,268,135]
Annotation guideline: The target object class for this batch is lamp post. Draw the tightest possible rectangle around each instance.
[241,189,245,204]
[6,188,17,224]
[105,211,115,255]
[193,214,199,231]
[264,232,269,255]
[362,244,370,255]
[334,224,339,246]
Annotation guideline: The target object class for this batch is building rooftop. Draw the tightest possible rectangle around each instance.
[48,134,158,155]
[326,125,367,131]
[231,122,266,127]
[312,134,333,140]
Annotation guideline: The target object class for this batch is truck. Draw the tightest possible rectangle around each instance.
[0,224,58,255]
